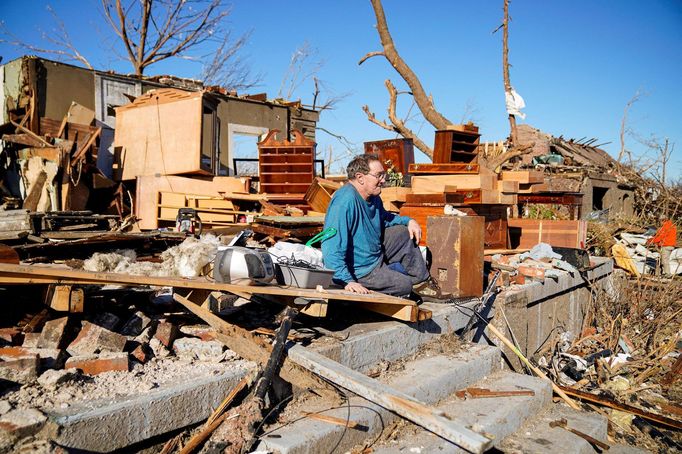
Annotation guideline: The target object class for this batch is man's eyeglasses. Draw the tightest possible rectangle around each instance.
[366,172,387,181]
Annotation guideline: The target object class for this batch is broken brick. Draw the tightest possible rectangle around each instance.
[66,321,127,357]
[0,355,39,384]
[37,317,69,349]
[130,344,152,364]
[179,325,217,341]
[0,408,47,439]
[65,353,129,375]
[0,347,31,360]
[0,328,22,346]
[154,321,179,348]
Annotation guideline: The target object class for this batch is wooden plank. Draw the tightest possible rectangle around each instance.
[22,171,48,212]
[408,163,479,174]
[0,263,416,307]
[558,386,682,430]
[353,301,419,322]
[17,147,62,162]
[10,120,51,147]
[405,193,465,204]
[173,293,330,393]
[508,219,587,249]
[287,346,492,453]
[500,171,544,184]
[410,175,495,193]
[135,175,251,230]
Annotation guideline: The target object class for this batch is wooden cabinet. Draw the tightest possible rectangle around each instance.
[364,138,414,174]
[433,128,481,164]
[257,129,315,198]
[427,216,484,298]
[115,89,220,180]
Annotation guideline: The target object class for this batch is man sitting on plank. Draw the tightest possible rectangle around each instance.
[321,154,447,299]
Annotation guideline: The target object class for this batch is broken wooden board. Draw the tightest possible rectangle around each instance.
[411,175,496,193]
[288,346,492,453]
[0,263,421,322]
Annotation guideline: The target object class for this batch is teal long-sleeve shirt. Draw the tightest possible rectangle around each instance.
[321,183,411,284]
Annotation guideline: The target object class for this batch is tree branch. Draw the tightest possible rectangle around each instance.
[358,50,385,65]
[367,0,452,130]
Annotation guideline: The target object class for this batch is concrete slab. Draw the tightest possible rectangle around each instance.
[370,371,552,453]
[311,300,478,372]
[257,344,501,454]
[47,367,253,452]
[499,404,608,453]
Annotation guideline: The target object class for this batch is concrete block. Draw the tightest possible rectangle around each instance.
[49,367,253,451]
[65,353,129,375]
[0,355,39,384]
[0,328,22,346]
[21,333,40,348]
[154,321,179,348]
[173,337,224,361]
[91,312,121,331]
[119,311,152,337]
[37,317,69,349]
[66,321,127,356]
[0,408,47,439]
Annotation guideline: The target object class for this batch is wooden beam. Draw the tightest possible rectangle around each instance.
[172,293,333,397]
[0,263,414,307]
[287,346,492,453]
[558,386,682,430]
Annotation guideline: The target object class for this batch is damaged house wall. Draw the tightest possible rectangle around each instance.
[1,56,320,181]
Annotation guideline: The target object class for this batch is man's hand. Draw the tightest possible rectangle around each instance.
[345,282,370,294]
[407,219,422,244]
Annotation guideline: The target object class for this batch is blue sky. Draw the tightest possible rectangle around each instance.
[1,1,681,178]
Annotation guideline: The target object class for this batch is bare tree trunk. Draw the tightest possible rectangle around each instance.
[502,0,518,146]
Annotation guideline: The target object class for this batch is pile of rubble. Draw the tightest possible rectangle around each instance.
[0,287,256,449]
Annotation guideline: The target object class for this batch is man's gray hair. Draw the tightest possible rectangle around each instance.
[347,154,380,180]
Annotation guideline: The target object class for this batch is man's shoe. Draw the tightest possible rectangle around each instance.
[413,277,451,302]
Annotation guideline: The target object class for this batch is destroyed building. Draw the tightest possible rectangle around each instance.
[0,56,678,454]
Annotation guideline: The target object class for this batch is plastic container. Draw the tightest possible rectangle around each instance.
[275,263,335,288]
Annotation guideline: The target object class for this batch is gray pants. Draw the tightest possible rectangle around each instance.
[357,225,430,296]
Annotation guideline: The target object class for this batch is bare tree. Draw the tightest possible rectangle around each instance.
[617,90,643,164]
[499,0,517,145]
[200,30,262,92]
[101,0,239,76]
[359,0,454,158]
[0,5,93,69]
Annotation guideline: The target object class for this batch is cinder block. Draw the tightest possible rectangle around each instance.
[37,317,70,349]
[65,353,129,375]
[0,355,40,384]
[154,322,179,348]
[66,322,127,356]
